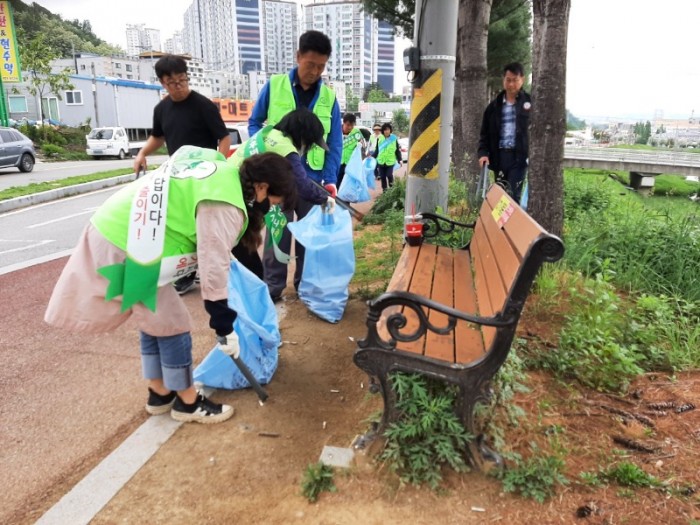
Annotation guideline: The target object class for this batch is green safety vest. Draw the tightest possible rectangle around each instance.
[91,147,247,311]
[377,134,398,166]
[267,73,335,170]
[341,128,364,164]
[229,126,298,169]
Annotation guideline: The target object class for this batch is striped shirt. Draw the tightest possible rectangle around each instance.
[499,99,516,149]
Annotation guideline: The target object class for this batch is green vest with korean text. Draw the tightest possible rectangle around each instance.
[341,128,364,164]
[267,73,335,170]
[228,127,298,169]
[92,150,247,269]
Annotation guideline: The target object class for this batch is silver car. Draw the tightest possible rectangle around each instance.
[0,127,36,172]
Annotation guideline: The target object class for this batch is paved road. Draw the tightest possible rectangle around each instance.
[0,155,168,191]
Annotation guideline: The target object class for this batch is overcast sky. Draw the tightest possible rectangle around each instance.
[34,0,699,122]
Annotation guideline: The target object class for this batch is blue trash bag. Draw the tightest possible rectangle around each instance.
[337,145,370,203]
[287,205,355,323]
[363,156,376,190]
[193,259,280,390]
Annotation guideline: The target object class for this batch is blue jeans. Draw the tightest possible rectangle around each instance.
[140,331,193,391]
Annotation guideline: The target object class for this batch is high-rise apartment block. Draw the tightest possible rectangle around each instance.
[126,24,162,56]
[150,0,396,98]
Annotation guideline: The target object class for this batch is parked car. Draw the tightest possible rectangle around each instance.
[0,127,36,172]
[225,122,250,158]
[398,137,409,162]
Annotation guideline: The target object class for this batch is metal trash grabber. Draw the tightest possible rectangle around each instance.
[217,337,269,404]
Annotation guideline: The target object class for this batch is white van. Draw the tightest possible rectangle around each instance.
[86,127,146,159]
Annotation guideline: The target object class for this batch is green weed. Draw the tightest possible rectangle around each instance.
[300,462,336,503]
[380,373,472,489]
[497,442,569,503]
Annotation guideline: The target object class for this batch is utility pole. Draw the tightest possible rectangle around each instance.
[404,0,459,217]
[91,62,100,127]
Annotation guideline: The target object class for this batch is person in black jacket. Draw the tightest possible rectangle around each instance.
[477,62,531,203]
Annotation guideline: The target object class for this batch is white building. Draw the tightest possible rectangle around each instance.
[126,24,162,56]
[261,0,299,74]
[303,0,381,97]
[164,31,185,55]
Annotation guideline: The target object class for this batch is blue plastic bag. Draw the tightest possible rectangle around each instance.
[363,157,376,190]
[520,178,529,211]
[287,205,355,323]
[337,145,370,203]
[193,260,280,390]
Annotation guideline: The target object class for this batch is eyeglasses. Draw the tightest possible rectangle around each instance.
[163,75,190,88]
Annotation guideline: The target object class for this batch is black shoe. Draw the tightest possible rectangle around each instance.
[174,272,197,295]
[171,393,234,424]
[145,388,177,415]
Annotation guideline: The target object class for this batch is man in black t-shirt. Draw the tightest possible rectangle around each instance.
[134,55,231,294]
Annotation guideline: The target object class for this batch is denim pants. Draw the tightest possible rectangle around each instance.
[140,331,193,391]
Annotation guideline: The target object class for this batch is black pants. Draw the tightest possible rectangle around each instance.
[496,149,527,203]
[377,164,395,191]
[232,243,263,280]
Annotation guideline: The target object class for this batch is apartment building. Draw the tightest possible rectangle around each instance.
[261,0,299,74]
[126,24,162,56]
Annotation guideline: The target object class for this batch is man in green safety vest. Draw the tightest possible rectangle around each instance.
[249,30,342,303]
[337,113,366,189]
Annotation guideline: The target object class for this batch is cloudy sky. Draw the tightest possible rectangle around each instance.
[34,0,699,122]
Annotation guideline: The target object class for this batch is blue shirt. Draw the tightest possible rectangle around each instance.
[249,67,342,185]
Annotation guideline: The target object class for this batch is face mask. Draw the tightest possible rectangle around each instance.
[251,197,271,215]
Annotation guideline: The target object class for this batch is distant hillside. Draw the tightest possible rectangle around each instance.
[9,0,124,58]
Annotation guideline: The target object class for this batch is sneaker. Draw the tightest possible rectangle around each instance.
[174,272,197,295]
[171,393,234,424]
[145,388,177,415]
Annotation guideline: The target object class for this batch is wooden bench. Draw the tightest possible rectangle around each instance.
[353,185,564,469]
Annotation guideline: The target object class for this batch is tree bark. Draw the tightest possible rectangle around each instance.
[529,0,571,237]
[453,0,492,192]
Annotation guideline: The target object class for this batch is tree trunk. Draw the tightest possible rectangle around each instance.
[529,0,571,237]
[453,0,492,193]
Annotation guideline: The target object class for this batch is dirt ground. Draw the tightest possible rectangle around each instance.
[83,291,700,525]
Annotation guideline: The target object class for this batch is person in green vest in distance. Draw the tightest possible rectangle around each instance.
[228,107,336,281]
[248,29,342,303]
[44,149,297,424]
[337,113,366,189]
[373,122,402,192]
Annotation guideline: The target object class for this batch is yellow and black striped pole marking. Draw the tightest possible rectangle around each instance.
[408,68,442,180]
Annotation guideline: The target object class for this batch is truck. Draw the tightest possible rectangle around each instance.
[85,127,148,159]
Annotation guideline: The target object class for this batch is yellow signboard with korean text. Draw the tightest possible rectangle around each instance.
[0,1,21,83]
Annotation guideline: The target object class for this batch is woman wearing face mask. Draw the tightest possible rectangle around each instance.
[228,107,335,282]
[45,149,297,424]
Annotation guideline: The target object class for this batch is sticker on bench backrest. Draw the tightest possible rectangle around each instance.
[491,195,515,228]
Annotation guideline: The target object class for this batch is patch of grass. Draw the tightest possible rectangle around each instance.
[300,462,336,502]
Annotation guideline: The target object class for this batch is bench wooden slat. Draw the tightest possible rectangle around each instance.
[486,185,545,259]
[471,221,498,349]
[424,246,456,362]
[454,249,486,363]
[479,201,522,293]
[400,244,438,355]
[377,244,421,341]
